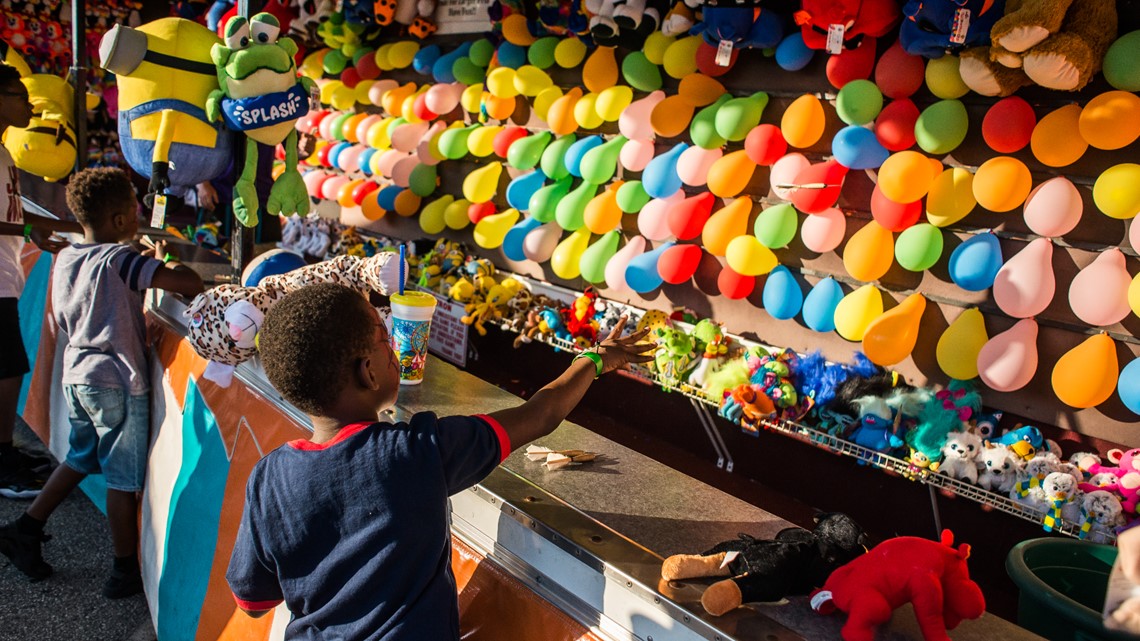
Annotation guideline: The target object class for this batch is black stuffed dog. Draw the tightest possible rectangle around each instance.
[660,512,868,615]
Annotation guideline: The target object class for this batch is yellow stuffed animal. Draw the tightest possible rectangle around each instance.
[1,74,89,182]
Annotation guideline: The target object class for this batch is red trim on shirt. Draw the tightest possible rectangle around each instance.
[233,593,283,611]
[287,422,374,450]
[475,414,511,463]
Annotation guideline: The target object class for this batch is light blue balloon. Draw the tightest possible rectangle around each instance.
[832,125,889,170]
[775,34,813,71]
[377,186,403,211]
[497,42,527,69]
[503,216,543,262]
[1119,358,1140,415]
[432,42,471,83]
[626,242,673,293]
[949,232,1003,291]
[328,142,350,170]
[413,45,441,75]
[507,169,546,211]
[358,148,377,176]
[564,135,602,178]
[762,266,803,320]
[643,142,688,199]
[802,277,844,333]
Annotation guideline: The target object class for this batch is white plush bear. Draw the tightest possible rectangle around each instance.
[940,429,984,485]
[979,444,1021,494]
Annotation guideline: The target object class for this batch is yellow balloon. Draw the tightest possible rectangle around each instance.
[548,87,583,136]
[878,151,934,204]
[678,74,726,108]
[388,41,419,69]
[1031,104,1087,168]
[487,67,520,99]
[554,38,587,68]
[462,163,502,203]
[834,285,883,341]
[375,44,394,71]
[863,293,926,366]
[551,227,592,279]
[299,50,326,79]
[843,220,894,282]
[973,157,1031,213]
[644,32,675,65]
[306,140,327,166]
[401,92,424,123]
[330,84,356,110]
[1129,273,1140,317]
[474,208,520,249]
[781,94,826,149]
[926,167,976,227]
[354,80,375,105]
[444,198,472,229]
[1094,163,1140,220]
[320,80,345,105]
[420,195,453,234]
[583,46,618,93]
[533,86,563,122]
[1079,91,1140,151]
[596,86,633,122]
[394,190,421,217]
[467,125,502,157]
[925,56,968,99]
[514,65,553,97]
[1052,334,1119,408]
[937,308,988,380]
[366,117,394,149]
[725,235,777,276]
[502,14,538,46]
[461,84,484,114]
[574,92,605,130]
[663,36,701,79]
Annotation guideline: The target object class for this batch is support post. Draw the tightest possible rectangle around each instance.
[70,0,87,175]
[230,0,259,280]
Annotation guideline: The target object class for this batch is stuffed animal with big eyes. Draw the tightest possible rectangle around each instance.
[940,429,984,485]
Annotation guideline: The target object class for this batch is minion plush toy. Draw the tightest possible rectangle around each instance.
[2,74,82,182]
[98,17,233,208]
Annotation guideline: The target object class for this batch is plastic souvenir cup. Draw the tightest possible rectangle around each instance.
[389,291,437,385]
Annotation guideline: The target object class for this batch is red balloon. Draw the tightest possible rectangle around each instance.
[468,201,496,224]
[982,96,1036,154]
[493,126,528,158]
[667,192,715,240]
[718,266,755,299]
[870,184,921,231]
[695,41,738,77]
[789,159,848,213]
[874,41,925,99]
[352,180,381,205]
[275,146,286,161]
[356,54,381,80]
[658,244,703,284]
[413,93,438,121]
[874,99,919,151]
[340,67,361,89]
[745,124,788,166]
[826,38,877,89]
[317,143,335,167]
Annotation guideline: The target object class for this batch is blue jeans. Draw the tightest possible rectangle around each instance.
[63,385,150,492]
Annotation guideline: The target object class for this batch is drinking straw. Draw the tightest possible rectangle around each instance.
[399,244,406,296]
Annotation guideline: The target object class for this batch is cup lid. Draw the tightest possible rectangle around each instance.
[391,291,438,307]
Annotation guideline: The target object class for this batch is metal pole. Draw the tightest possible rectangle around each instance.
[231,0,256,281]
[70,0,86,175]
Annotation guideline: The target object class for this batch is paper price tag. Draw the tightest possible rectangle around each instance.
[950,8,971,45]
[308,83,321,112]
[715,39,734,67]
[150,195,167,229]
[826,23,845,54]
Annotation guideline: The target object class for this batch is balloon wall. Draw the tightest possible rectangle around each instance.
[295,5,1140,446]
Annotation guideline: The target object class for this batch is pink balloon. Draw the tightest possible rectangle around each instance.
[977,319,1039,392]
[320,175,350,200]
[374,150,405,178]
[677,146,722,187]
[355,115,383,144]
[1023,177,1083,237]
[417,122,447,166]
[391,155,419,187]
[523,222,562,262]
[619,91,666,140]
[1069,248,1132,326]
[319,111,342,140]
[337,144,365,172]
[605,235,647,291]
[769,153,811,201]
[390,121,430,153]
[993,238,1055,318]
[368,79,399,106]
[800,207,847,253]
[620,138,656,173]
[425,82,464,115]
[638,192,684,241]
[1131,220,1140,255]
[303,170,331,198]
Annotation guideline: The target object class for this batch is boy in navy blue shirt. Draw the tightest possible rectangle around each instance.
[227,282,652,640]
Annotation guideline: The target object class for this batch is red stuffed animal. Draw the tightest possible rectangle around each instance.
[810,530,985,641]
[794,0,899,53]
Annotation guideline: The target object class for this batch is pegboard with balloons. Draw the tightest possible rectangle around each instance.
[290,0,1140,449]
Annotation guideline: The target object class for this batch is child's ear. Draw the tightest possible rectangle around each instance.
[358,356,379,390]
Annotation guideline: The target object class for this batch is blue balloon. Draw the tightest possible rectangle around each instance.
[327,142,350,170]
[832,125,889,170]
[497,42,527,69]
[802,277,844,333]
[242,249,306,287]
[626,241,673,293]
[377,185,404,211]
[564,135,602,178]
[643,142,687,199]
[358,148,377,176]
[503,216,543,262]
[413,45,441,75]
[762,266,803,320]
[775,33,813,71]
[432,42,471,83]
[1119,358,1140,415]
[507,169,546,211]
[949,232,1003,291]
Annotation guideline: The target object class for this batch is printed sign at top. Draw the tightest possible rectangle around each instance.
[434,0,493,34]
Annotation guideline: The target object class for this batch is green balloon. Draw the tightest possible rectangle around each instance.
[555,181,598,231]
[580,230,621,283]
[1105,30,1140,91]
[530,178,572,222]
[715,91,769,142]
[895,223,943,272]
[835,80,883,126]
[409,163,438,197]
[529,37,559,70]
[540,134,576,181]
[580,135,627,185]
[915,99,968,155]
[508,131,552,170]
[323,49,348,74]
[437,124,480,160]
[469,39,495,67]
[452,57,486,86]
[616,181,650,213]
[690,93,731,150]
[621,52,663,92]
[753,203,797,249]
[330,112,353,141]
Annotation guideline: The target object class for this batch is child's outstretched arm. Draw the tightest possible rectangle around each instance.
[145,239,205,298]
[487,317,654,450]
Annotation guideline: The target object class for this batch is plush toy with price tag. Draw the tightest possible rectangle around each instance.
[899,0,1006,59]
[793,0,899,84]
[691,1,784,75]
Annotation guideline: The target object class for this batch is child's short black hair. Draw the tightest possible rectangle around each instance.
[0,64,22,89]
[65,167,136,227]
[260,283,378,415]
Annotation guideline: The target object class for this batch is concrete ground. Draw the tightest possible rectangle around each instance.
[0,418,155,641]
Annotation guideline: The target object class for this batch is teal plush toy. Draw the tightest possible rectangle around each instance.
[207,13,315,227]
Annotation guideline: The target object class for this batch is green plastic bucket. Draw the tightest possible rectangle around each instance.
[1006,538,1135,641]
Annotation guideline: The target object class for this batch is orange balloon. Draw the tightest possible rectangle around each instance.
[548,87,583,136]
[651,95,696,138]
[361,190,386,221]
[862,293,926,366]
[338,179,364,207]
[1052,334,1119,408]
[679,74,726,107]
[781,95,826,148]
[1031,105,1087,167]
[928,158,944,178]
[1078,91,1140,151]
[483,93,517,121]
[706,150,757,198]
[843,220,894,282]
[878,151,934,204]
[394,190,422,216]
[703,197,752,256]
[973,156,1032,212]
[583,181,624,234]
[382,82,417,116]
[583,46,618,93]
[342,113,368,143]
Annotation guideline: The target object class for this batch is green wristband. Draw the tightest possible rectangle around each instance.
[574,351,603,379]
[163,253,176,264]
[22,223,31,242]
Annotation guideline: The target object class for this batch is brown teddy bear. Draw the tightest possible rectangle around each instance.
[959,0,1117,96]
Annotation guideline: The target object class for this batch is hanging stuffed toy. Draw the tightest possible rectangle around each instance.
[794,0,899,85]
[692,3,784,76]
[99,17,234,209]
[2,73,90,182]
[208,13,315,228]
[899,0,1006,59]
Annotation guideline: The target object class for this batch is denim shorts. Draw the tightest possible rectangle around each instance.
[63,384,150,492]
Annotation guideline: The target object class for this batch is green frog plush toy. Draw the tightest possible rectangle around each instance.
[207,13,315,227]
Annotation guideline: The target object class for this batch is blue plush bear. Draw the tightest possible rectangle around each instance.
[692,6,783,51]
[899,0,1006,59]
